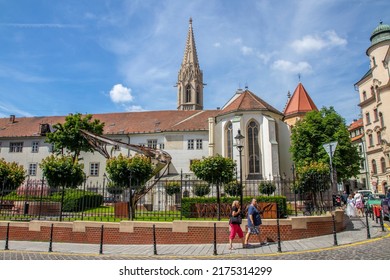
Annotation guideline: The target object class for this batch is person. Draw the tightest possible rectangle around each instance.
[345,194,356,217]
[341,191,348,207]
[354,192,364,217]
[244,198,268,248]
[228,200,245,250]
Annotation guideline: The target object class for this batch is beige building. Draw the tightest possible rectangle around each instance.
[355,21,390,194]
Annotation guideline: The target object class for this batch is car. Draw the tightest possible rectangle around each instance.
[365,194,383,213]
[357,190,373,200]
[381,194,390,221]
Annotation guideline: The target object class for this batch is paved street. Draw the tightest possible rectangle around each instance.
[0,217,388,260]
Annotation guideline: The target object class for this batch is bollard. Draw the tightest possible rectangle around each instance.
[213,223,217,255]
[332,213,338,246]
[276,204,282,253]
[4,222,10,250]
[153,224,158,255]
[99,225,104,254]
[48,223,54,252]
[379,208,385,232]
[365,208,371,239]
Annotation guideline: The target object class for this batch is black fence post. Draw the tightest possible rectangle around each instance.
[153,224,158,255]
[99,225,104,254]
[276,203,282,253]
[365,208,371,239]
[213,223,217,255]
[379,208,385,232]
[4,222,10,250]
[332,213,338,246]
[48,223,54,252]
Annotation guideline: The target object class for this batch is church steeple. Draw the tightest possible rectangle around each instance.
[177,18,204,110]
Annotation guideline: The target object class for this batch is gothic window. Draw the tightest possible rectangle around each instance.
[372,159,377,174]
[247,120,261,176]
[196,86,200,104]
[381,157,386,173]
[186,85,191,103]
[225,122,233,159]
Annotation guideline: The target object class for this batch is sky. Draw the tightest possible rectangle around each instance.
[0,0,389,125]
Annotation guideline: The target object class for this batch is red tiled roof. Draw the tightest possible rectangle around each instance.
[0,110,220,138]
[348,118,363,131]
[219,89,283,116]
[283,83,318,116]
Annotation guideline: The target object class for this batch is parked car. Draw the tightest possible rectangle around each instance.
[365,194,383,213]
[381,195,390,221]
[357,190,373,200]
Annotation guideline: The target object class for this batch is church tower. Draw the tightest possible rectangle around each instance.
[177,18,204,110]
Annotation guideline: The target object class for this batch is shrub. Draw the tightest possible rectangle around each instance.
[224,181,242,197]
[165,181,181,196]
[192,183,210,197]
[51,189,103,212]
[258,181,276,196]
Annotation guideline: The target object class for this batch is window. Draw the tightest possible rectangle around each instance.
[376,86,380,101]
[32,141,39,153]
[196,139,203,150]
[186,85,191,103]
[247,120,261,175]
[90,163,99,177]
[368,134,374,147]
[365,112,371,124]
[377,131,382,145]
[196,86,200,104]
[371,86,375,97]
[28,163,37,176]
[372,160,377,174]
[226,122,233,159]
[374,109,379,122]
[147,139,157,149]
[159,143,165,149]
[381,157,386,173]
[360,160,365,170]
[10,142,23,153]
[187,139,194,150]
[379,112,384,128]
[362,91,367,101]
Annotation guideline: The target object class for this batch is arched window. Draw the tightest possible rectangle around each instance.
[225,122,233,159]
[379,112,384,128]
[372,159,377,174]
[381,157,386,173]
[362,91,367,101]
[377,131,382,145]
[186,85,191,103]
[368,134,374,147]
[247,120,261,177]
[376,85,380,101]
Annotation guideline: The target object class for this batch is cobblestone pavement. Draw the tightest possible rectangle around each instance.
[0,218,389,260]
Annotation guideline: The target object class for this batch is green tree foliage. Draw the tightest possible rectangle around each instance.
[45,113,104,163]
[224,181,242,197]
[0,158,26,194]
[40,155,86,189]
[192,183,211,197]
[258,181,276,196]
[290,107,360,182]
[165,181,181,196]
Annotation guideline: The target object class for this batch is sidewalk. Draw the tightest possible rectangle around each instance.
[0,216,388,257]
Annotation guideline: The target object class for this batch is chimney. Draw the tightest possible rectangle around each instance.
[9,115,15,123]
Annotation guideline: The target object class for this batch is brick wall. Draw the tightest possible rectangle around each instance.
[0,210,345,245]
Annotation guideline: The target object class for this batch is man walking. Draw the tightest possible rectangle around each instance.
[244,198,268,248]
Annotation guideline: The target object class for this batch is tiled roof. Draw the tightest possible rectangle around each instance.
[348,118,363,131]
[283,83,318,116]
[219,89,283,116]
[0,110,220,138]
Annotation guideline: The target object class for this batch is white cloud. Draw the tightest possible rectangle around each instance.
[109,84,133,103]
[292,30,347,53]
[213,42,221,48]
[271,60,312,74]
[125,105,144,112]
[241,46,253,55]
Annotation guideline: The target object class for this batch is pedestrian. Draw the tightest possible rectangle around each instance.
[228,200,245,250]
[244,198,268,248]
[345,194,356,217]
[341,191,348,207]
[354,192,364,217]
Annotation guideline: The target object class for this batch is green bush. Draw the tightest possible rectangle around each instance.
[224,181,242,197]
[192,183,210,197]
[258,181,276,195]
[165,181,181,196]
[51,189,103,212]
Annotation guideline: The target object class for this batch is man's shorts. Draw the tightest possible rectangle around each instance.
[248,226,260,235]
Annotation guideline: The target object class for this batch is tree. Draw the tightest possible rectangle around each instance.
[258,181,276,196]
[105,154,153,220]
[165,181,181,196]
[290,107,360,205]
[45,113,104,163]
[0,158,26,195]
[190,154,236,220]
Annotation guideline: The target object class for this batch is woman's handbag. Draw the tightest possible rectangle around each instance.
[230,215,242,225]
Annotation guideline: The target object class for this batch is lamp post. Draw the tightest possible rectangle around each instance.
[235,129,245,208]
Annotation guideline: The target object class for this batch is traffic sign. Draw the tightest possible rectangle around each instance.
[323,141,338,158]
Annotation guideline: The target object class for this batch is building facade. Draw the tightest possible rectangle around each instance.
[355,21,390,194]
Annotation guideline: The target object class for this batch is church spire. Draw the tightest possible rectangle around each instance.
[177,18,204,110]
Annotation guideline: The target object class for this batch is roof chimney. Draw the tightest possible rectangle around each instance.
[9,115,15,123]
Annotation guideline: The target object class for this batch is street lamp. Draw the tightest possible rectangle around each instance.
[235,129,245,208]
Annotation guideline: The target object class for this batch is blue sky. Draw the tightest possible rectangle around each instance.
[0,0,389,125]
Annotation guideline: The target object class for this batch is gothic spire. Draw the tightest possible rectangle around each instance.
[182,17,200,69]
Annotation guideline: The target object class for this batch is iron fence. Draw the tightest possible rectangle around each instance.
[0,174,339,222]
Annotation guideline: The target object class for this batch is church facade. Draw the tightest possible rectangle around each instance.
[0,19,298,187]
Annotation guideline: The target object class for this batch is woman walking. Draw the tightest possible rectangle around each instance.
[228,200,245,250]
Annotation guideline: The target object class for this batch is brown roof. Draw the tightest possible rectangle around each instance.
[0,110,220,138]
[348,118,363,131]
[283,83,318,116]
[219,89,283,116]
